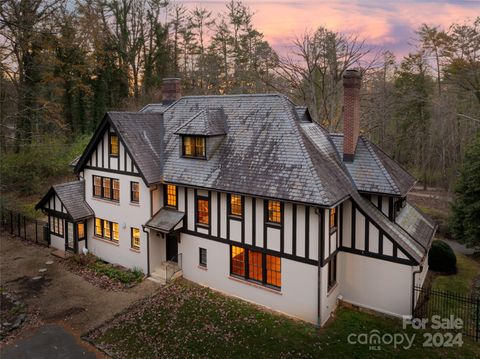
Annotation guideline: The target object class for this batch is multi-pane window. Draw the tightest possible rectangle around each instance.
[93,175,120,202]
[229,194,242,217]
[50,216,64,237]
[330,208,337,233]
[77,222,85,240]
[130,182,139,203]
[267,200,281,224]
[165,185,177,208]
[231,246,245,276]
[94,217,119,243]
[196,196,209,226]
[230,245,282,289]
[199,248,207,267]
[182,136,206,158]
[131,227,140,249]
[109,133,119,156]
[328,254,337,291]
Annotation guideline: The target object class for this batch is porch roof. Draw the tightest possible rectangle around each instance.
[145,208,185,233]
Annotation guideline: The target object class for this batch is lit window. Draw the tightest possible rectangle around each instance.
[248,250,263,282]
[197,197,209,226]
[131,228,140,249]
[229,194,242,217]
[112,179,120,201]
[231,246,245,276]
[199,248,207,267]
[50,216,64,237]
[267,200,281,224]
[95,218,102,236]
[103,178,111,199]
[110,134,119,156]
[266,255,281,288]
[93,176,102,197]
[131,182,139,203]
[328,254,337,291]
[330,208,337,233]
[77,223,85,240]
[112,222,119,242]
[104,220,111,239]
[182,136,205,158]
[166,185,177,208]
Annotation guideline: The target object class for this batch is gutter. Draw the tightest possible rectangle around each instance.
[142,225,150,277]
[411,265,423,315]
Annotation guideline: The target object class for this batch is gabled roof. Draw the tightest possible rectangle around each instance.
[74,112,164,185]
[174,108,227,136]
[395,201,436,251]
[330,135,416,196]
[35,181,94,221]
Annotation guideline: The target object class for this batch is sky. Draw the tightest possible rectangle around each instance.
[179,0,479,58]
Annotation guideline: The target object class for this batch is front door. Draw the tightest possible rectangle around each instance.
[65,221,75,252]
[166,233,178,263]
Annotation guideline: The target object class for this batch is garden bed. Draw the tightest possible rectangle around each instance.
[63,254,144,291]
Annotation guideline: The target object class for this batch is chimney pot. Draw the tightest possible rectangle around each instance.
[342,69,361,162]
[162,78,181,105]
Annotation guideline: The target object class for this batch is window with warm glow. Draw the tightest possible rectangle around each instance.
[266,255,281,287]
[330,208,337,233]
[131,182,139,203]
[103,178,111,199]
[197,197,209,226]
[104,220,111,239]
[231,246,245,276]
[267,200,281,224]
[93,176,102,197]
[182,136,205,158]
[229,194,242,217]
[95,218,102,236]
[131,227,140,249]
[109,134,119,156]
[112,222,119,242]
[94,217,118,242]
[50,216,64,237]
[77,223,85,240]
[112,179,120,201]
[93,175,120,202]
[166,185,177,208]
[248,250,263,282]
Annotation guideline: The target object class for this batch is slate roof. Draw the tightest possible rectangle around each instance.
[35,181,94,221]
[174,108,228,136]
[145,208,185,233]
[330,135,416,196]
[395,201,436,251]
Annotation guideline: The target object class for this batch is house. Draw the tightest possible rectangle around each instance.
[36,71,436,325]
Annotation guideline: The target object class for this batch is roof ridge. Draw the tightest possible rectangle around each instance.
[361,136,400,195]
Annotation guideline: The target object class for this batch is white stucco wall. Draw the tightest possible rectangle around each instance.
[338,251,413,317]
[178,232,319,323]
[83,168,150,273]
[50,233,65,251]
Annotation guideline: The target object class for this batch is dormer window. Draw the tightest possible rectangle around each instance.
[182,136,206,158]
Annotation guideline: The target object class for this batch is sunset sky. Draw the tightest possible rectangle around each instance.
[179,0,479,57]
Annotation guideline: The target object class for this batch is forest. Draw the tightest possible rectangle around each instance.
[0,0,479,205]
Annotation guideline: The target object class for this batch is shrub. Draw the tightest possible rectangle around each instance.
[428,241,457,273]
[88,261,143,284]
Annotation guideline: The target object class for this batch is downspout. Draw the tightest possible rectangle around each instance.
[411,265,423,316]
[142,225,150,277]
[315,208,323,327]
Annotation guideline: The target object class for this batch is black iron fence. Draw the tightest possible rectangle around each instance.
[0,207,50,246]
[414,285,479,341]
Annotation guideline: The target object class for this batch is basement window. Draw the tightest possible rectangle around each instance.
[182,136,206,159]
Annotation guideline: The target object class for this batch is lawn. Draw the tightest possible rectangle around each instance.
[87,280,480,359]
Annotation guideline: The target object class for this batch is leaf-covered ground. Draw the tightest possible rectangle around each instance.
[86,280,480,359]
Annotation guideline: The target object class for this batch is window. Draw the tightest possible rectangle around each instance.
[131,227,140,249]
[165,185,177,208]
[230,245,282,289]
[77,222,85,240]
[196,196,209,226]
[50,216,64,237]
[93,176,102,197]
[248,250,263,282]
[182,136,206,158]
[267,200,281,224]
[109,133,119,156]
[328,254,337,291]
[229,194,242,217]
[231,246,245,276]
[130,182,139,203]
[330,207,337,233]
[94,217,119,243]
[199,248,207,267]
[92,175,120,202]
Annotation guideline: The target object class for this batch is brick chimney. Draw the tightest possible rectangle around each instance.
[162,78,181,105]
[342,69,362,162]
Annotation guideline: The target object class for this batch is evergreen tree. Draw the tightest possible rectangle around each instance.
[451,132,480,249]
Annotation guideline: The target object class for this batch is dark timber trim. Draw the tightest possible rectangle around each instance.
[341,246,414,266]
[84,166,142,178]
[305,206,310,259]
[292,204,297,256]
[252,198,256,246]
